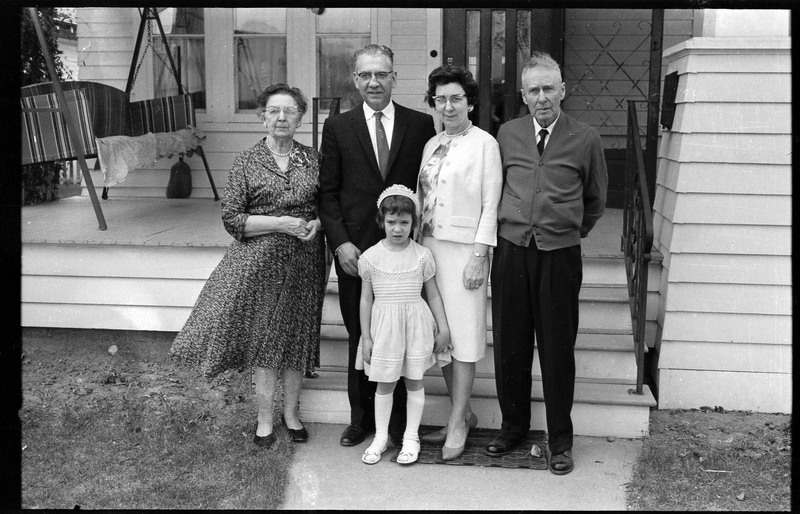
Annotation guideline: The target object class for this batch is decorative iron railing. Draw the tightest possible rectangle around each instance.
[621,100,654,395]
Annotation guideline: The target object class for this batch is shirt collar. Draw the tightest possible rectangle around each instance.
[533,111,561,134]
[363,100,395,120]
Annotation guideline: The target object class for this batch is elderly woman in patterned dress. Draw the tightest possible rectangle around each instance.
[171,84,326,449]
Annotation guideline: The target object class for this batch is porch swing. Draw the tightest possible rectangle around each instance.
[21,7,219,230]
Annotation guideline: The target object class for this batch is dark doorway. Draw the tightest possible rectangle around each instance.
[442,9,564,137]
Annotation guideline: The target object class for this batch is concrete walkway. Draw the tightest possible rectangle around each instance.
[282,423,641,510]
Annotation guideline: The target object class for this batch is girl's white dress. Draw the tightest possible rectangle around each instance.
[355,239,439,382]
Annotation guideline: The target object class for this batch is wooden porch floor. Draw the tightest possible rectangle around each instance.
[22,196,624,256]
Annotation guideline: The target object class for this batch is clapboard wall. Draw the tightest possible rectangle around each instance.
[653,36,792,413]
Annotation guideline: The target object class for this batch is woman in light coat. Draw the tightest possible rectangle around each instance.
[416,65,502,461]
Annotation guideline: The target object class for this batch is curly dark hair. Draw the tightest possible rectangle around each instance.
[256,83,308,116]
[424,65,480,108]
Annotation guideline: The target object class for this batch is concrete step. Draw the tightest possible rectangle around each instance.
[318,330,638,383]
[322,285,633,335]
[299,369,656,439]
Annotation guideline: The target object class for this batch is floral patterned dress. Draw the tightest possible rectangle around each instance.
[170,138,326,377]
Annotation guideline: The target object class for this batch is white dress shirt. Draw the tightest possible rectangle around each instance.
[362,101,395,163]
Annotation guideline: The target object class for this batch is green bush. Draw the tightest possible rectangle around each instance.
[22,162,65,205]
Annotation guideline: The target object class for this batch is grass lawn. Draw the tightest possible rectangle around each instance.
[21,329,294,509]
[21,328,792,510]
[627,408,792,511]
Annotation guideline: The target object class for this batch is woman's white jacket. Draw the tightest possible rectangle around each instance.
[417,126,503,247]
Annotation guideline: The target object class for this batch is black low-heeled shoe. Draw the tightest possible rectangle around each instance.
[283,417,308,443]
[287,426,308,443]
[254,432,276,449]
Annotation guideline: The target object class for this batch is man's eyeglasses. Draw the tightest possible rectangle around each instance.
[355,71,393,82]
[433,94,467,106]
[263,106,300,117]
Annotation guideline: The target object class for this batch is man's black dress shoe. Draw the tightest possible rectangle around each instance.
[253,432,276,449]
[340,424,367,446]
[484,435,523,457]
[547,448,574,475]
[287,426,308,443]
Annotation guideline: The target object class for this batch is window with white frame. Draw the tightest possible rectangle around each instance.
[234,8,287,111]
[316,9,371,112]
[153,7,205,109]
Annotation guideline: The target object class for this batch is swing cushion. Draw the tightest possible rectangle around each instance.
[21,88,97,165]
[21,81,131,139]
[129,94,197,137]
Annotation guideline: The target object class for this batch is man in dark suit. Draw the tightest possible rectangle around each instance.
[319,44,436,447]
[486,51,608,474]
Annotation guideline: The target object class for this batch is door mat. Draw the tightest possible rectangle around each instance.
[390,427,548,469]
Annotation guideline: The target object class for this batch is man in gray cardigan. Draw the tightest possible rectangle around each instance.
[486,51,608,475]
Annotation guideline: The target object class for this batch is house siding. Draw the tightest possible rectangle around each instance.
[75,8,135,91]
[653,37,791,413]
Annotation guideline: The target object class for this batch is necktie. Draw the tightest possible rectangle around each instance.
[375,111,390,178]
[537,128,548,156]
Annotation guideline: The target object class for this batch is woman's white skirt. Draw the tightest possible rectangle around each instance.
[421,236,489,364]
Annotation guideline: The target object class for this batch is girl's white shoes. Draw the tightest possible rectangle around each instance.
[362,437,420,465]
[396,437,421,465]
[361,439,388,465]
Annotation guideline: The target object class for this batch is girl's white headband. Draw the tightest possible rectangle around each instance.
[376,184,420,215]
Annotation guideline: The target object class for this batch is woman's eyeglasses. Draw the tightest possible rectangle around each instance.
[263,106,300,117]
[433,94,467,106]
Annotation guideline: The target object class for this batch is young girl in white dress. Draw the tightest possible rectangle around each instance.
[356,184,451,465]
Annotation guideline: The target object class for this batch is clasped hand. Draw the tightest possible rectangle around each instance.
[282,216,320,242]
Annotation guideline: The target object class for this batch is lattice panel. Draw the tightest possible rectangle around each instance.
[563,17,651,149]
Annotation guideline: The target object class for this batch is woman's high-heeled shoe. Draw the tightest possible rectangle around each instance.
[422,411,478,444]
[441,420,470,461]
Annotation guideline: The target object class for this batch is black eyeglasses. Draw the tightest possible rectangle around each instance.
[355,71,394,82]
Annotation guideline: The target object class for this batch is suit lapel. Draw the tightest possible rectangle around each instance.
[350,106,383,180]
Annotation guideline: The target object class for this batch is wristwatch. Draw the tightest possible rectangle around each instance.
[472,251,486,258]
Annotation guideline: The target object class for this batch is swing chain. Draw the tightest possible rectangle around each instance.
[130,12,187,94]
[129,18,152,90]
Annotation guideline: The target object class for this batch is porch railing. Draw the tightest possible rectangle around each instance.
[621,100,654,395]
